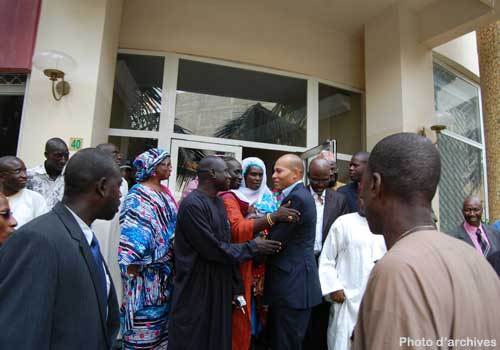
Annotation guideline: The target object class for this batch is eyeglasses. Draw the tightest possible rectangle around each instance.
[0,210,13,219]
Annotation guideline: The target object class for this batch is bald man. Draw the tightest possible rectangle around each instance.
[169,156,282,350]
[0,156,48,227]
[447,196,500,256]
[304,158,350,350]
[265,154,322,350]
[354,133,500,350]
[0,148,121,349]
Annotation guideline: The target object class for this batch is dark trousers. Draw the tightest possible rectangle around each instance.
[302,300,330,350]
[268,306,311,350]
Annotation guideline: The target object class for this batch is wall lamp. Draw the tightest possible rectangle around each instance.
[33,50,76,101]
[430,125,447,134]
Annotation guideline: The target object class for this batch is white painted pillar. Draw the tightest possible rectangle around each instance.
[364,4,435,149]
[18,0,123,167]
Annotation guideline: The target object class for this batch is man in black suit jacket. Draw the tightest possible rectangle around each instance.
[337,152,369,212]
[264,154,323,350]
[447,196,500,256]
[0,148,122,350]
[303,158,350,350]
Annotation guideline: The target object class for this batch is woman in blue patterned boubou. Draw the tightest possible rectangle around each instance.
[118,148,178,350]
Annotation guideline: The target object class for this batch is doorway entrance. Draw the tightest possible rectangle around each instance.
[169,139,242,200]
[0,74,27,157]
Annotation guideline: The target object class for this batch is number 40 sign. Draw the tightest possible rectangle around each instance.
[69,137,83,151]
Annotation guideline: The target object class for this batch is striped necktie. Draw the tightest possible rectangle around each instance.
[475,228,490,256]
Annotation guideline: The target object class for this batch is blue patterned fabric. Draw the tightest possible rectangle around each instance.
[253,192,279,214]
[118,183,178,349]
[133,148,170,182]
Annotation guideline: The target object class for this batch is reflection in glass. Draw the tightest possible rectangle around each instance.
[433,63,482,143]
[175,60,307,147]
[110,54,165,131]
[108,136,158,163]
[336,159,350,187]
[438,134,484,233]
[318,84,362,155]
[175,148,235,200]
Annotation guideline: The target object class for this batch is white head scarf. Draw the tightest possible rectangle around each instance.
[232,157,272,206]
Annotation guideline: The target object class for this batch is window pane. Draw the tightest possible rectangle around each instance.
[336,159,350,187]
[110,54,165,131]
[318,84,363,155]
[175,60,307,147]
[175,148,235,199]
[108,136,158,163]
[438,134,485,233]
[433,63,482,143]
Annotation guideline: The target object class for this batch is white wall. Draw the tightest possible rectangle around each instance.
[118,0,365,90]
[364,4,435,149]
[18,0,122,167]
[91,0,123,146]
[434,32,480,78]
[364,4,404,148]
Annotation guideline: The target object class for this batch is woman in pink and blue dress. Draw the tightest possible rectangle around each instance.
[118,148,178,350]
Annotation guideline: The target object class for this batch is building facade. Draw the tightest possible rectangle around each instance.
[1,0,499,227]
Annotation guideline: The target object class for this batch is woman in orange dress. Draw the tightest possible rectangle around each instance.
[220,157,299,350]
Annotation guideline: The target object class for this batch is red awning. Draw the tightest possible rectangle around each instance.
[0,0,42,73]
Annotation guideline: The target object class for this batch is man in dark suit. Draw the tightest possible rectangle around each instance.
[265,154,323,350]
[0,148,121,350]
[303,158,350,350]
[447,196,500,256]
[337,152,369,212]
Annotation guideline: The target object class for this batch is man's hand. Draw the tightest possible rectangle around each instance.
[253,236,282,255]
[271,201,301,223]
[330,289,346,303]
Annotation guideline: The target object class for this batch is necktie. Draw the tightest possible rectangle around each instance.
[90,234,108,309]
[475,228,490,256]
[316,193,324,205]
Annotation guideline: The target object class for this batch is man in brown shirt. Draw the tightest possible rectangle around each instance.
[354,132,500,350]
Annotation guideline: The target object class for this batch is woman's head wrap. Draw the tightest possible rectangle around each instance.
[133,148,170,182]
[232,157,278,214]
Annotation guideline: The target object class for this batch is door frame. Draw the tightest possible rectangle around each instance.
[169,138,243,198]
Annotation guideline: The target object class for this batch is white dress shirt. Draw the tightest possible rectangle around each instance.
[66,206,111,298]
[8,188,49,228]
[310,187,325,255]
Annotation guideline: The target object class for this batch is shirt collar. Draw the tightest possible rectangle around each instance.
[282,180,302,198]
[30,164,47,175]
[65,205,93,246]
[309,186,325,200]
[464,221,484,235]
[30,164,66,178]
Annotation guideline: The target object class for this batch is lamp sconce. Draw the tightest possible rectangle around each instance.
[430,125,447,134]
[33,50,76,101]
[430,124,447,145]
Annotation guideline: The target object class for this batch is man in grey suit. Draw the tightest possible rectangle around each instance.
[448,196,500,256]
[0,148,122,349]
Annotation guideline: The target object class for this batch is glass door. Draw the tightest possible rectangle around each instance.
[169,139,242,200]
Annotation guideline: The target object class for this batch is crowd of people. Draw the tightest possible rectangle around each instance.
[0,132,499,350]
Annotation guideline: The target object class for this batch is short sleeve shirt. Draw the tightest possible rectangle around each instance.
[27,165,65,209]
